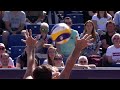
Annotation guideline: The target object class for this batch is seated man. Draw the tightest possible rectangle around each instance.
[22,29,93,79]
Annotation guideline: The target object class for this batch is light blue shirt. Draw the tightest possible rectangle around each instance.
[59,29,80,56]
[113,11,120,27]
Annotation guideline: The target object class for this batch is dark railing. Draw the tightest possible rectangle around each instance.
[0,67,120,79]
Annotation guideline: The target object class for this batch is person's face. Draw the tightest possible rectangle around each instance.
[79,59,88,65]
[85,22,93,33]
[64,19,72,27]
[106,23,116,33]
[48,48,56,58]
[1,54,9,66]
[54,55,63,67]
[99,11,105,17]
[40,26,49,35]
[0,47,5,54]
[113,35,120,45]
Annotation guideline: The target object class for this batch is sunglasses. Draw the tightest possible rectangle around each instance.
[80,61,87,63]
[40,28,48,32]
[64,22,72,25]
[54,58,63,61]
[0,47,5,50]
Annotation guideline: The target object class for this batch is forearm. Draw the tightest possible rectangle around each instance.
[59,47,82,79]
[23,47,34,79]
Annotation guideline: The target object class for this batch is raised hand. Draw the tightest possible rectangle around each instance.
[76,34,93,50]
[22,29,38,48]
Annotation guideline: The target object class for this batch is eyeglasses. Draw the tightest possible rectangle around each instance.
[40,28,48,32]
[54,58,63,61]
[0,47,5,50]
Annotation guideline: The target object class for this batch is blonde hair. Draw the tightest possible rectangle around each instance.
[78,56,88,64]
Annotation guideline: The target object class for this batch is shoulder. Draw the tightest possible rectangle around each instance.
[115,11,120,15]
[20,11,26,15]
[108,45,114,49]
[107,13,112,18]
[92,14,97,19]
[72,29,79,34]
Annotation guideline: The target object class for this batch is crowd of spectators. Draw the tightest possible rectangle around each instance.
[0,11,120,79]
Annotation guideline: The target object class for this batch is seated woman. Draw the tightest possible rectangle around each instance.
[0,52,14,68]
[54,53,64,67]
[74,56,96,69]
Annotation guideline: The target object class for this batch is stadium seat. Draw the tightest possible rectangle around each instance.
[71,24,84,34]
[26,24,40,34]
[0,35,2,43]
[66,14,84,24]
[10,46,26,65]
[8,34,25,48]
[49,24,55,34]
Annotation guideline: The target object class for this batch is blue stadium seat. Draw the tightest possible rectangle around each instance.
[66,14,84,24]
[8,34,25,48]
[71,24,84,34]
[0,35,2,43]
[49,24,55,34]
[26,24,40,34]
[10,46,25,65]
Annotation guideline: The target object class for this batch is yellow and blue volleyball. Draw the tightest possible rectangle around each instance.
[51,23,71,44]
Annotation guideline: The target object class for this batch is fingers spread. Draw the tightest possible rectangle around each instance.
[29,29,32,37]
[82,34,89,39]
[85,35,92,41]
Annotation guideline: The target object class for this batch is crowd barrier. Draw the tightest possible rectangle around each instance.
[1,67,120,79]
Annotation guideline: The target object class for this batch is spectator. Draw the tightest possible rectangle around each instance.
[107,11,117,19]
[74,56,96,69]
[101,20,117,56]
[23,29,92,79]
[35,22,54,62]
[0,52,14,68]
[92,11,112,31]
[43,46,64,67]
[54,53,64,67]
[16,48,39,69]
[0,11,5,35]
[80,20,101,57]
[113,11,120,33]
[0,43,14,67]
[25,11,46,24]
[43,46,57,66]
[2,11,26,48]
[106,33,120,67]
[46,11,63,24]
[56,17,80,64]
[83,11,96,23]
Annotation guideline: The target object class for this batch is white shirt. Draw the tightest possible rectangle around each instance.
[92,14,112,31]
[106,45,120,61]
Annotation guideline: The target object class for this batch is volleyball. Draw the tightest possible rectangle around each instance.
[51,23,71,44]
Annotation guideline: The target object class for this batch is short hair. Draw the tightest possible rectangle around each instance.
[106,20,116,27]
[32,64,53,79]
[64,17,72,22]
[111,33,120,43]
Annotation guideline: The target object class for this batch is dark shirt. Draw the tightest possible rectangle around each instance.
[100,32,114,54]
